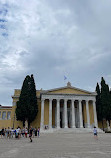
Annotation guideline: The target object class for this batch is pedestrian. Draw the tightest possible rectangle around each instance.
[32,128,35,138]
[29,126,33,142]
[11,128,14,138]
[1,128,4,138]
[4,128,7,138]
[37,127,40,137]
[25,127,28,138]
[22,127,25,137]
[35,127,37,137]
[7,127,10,139]
[93,126,98,140]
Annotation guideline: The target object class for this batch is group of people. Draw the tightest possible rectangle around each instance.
[0,126,40,141]
[1,126,98,142]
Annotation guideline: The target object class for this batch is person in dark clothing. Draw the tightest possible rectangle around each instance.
[1,128,4,138]
[29,126,33,142]
[35,128,37,137]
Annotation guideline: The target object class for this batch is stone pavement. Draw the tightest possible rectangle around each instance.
[0,133,111,158]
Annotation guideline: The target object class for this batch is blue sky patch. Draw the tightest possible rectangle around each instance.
[0,25,6,29]
[2,32,8,37]
[0,19,7,22]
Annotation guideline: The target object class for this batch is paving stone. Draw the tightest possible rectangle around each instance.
[0,133,111,158]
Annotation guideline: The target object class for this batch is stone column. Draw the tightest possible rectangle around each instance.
[57,99,60,129]
[79,100,83,128]
[71,99,75,128]
[64,99,68,128]
[86,100,90,128]
[49,99,52,129]
[93,100,98,128]
[40,99,45,130]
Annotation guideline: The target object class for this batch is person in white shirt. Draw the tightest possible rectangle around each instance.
[93,126,98,139]
[25,127,28,138]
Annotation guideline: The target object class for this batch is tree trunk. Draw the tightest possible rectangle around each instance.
[23,120,25,127]
[102,119,104,131]
[25,120,28,129]
[107,120,111,131]
[28,122,30,130]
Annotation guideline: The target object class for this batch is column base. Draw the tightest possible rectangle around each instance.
[71,126,76,129]
[40,125,44,131]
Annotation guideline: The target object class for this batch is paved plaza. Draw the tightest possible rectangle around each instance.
[0,132,111,158]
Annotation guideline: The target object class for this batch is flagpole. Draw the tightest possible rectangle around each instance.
[64,76,67,86]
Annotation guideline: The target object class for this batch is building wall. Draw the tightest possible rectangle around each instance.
[0,108,12,129]
[1,87,109,130]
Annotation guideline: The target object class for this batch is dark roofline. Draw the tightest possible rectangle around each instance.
[0,106,12,109]
[40,93,96,96]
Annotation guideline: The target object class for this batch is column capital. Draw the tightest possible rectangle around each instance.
[85,100,89,103]
[92,99,96,102]
[57,99,60,102]
[49,99,53,102]
[64,99,68,102]
[41,98,45,102]
[78,100,82,102]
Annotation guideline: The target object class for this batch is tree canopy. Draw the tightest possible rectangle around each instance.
[96,77,111,128]
[15,74,38,127]
[96,82,102,121]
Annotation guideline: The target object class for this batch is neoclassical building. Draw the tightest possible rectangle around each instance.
[0,82,100,132]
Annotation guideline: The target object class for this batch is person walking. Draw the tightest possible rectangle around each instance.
[93,126,98,140]
[29,126,33,142]
[1,128,4,138]
[37,127,40,137]
[25,127,28,138]
[35,128,37,137]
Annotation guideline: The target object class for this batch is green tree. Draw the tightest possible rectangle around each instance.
[96,83,102,121]
[16,75,38,128]
[101,77,111,127]
[27,74,38,127]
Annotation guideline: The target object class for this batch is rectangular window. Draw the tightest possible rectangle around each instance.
[7,111,11,119]
[2,111,6,120]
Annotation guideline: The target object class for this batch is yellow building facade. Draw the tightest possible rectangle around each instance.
[0,82,101,131]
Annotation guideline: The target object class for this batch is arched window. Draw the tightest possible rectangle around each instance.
[2,111,6,120]
[7,111,11,119]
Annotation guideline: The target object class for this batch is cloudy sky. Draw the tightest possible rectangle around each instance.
[0,0,111,106]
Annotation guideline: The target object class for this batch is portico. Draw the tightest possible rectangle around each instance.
[40,83,98,131]
[8,82,99,132]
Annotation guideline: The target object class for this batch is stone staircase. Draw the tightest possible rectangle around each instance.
[40,127,104,133]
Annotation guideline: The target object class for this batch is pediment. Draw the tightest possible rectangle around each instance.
[44,85,94,95]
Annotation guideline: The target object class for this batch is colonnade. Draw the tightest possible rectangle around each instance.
[40,97,98,130]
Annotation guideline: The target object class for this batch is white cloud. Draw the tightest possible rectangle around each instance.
[0,0,111,105]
